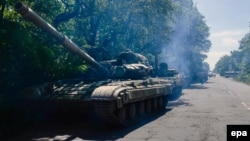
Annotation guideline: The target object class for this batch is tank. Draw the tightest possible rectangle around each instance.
[158,62,183,101]
[15,2,173,127]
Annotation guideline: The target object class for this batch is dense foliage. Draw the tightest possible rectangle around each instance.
[214,32,250,83]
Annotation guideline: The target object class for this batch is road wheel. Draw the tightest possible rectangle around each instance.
[158,97,164,109]
[146,99,152,114]
[138,101,145,116]
[117,107,127,122]
[152,98,158,111]
[128,103,136,120]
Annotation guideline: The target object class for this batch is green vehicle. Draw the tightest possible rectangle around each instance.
[158,62,183,101]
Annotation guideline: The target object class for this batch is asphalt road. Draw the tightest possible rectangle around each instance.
[7,76,250,141]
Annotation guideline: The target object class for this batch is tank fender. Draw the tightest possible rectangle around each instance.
[91,86,133,108]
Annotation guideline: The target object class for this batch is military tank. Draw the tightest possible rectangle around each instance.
[15,2,173,127]
[157,62,183,101]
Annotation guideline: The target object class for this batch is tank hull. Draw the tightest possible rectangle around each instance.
[20,78,172,126]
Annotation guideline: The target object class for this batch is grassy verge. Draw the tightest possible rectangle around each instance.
[234,74,250,85]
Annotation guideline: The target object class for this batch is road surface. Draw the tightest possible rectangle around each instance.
[7,76,250,141]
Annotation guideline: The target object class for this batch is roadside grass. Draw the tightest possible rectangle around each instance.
[234,74,250,85]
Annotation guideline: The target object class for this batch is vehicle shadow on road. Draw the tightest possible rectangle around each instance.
[6,109,172,141]
[168,99,193,108]
[187,84,208,89]
[205,81,214,84]
[86,110,171,140]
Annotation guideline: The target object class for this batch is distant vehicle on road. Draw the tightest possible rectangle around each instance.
[208,71,216,77]
[224,71,240,78]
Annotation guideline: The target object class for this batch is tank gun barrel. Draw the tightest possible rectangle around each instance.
[14,2,107,76]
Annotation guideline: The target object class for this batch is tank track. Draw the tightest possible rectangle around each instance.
[93,95,168,127]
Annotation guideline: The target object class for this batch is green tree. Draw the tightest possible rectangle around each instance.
[214,55,231,75]
[239,33,250,74]
[203,62,210,72]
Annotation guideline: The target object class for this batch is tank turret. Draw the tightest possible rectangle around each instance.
[15,2,173,127]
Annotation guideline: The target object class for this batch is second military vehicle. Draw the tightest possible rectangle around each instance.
[158,62,183,101]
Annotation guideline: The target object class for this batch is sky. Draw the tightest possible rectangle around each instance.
[192,0,250,70]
